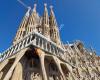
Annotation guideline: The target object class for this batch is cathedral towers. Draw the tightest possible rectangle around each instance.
[49,6,61,46]
[42,4,50,39]
[1,2,100,80]
[13,7,31,44]
[13,3,61,46]
[26,4,40,34]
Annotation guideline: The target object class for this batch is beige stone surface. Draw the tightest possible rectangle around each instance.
[0,3,100,80]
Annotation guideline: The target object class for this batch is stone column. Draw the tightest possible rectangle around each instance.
[53,56,66,80]
[0,71,3,80]
[0,59,9,71]
[65,64,75,80]
[69,72,76,80]
[3,48,28,80]
[36,48,48,80]
[11,62,23,80]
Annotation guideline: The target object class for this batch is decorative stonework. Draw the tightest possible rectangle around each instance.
[0,3,100,80]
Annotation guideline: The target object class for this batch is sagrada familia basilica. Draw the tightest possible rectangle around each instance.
[0,3,100,80]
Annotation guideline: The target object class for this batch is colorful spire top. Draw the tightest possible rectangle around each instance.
[50,5,53,10]
[42,3,49,25]
[44,3,48,13]
[50,5,57,26]
[33,4,37,12]
[50,5,55,18]
[44,3,47,7]
[25,7,31,17]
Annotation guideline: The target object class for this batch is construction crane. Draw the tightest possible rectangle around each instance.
[17,0,39,10]
[17,0,30,9]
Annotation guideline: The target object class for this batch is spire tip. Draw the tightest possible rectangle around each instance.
[44,3,47,7]
[26,6,31,16]
[50,5,53,9]
[28,7,31,11]
[33,4,37,12]
[34,4,37,7]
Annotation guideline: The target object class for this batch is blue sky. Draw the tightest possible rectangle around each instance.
[0,0,100,55]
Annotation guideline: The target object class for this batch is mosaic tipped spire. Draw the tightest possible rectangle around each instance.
[42,3,49,25]
[49,5,57,26]
[33,4,37,12]
[13,7,31,44]
[26,7,31,16]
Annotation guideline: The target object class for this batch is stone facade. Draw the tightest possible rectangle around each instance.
[0,3,100,80]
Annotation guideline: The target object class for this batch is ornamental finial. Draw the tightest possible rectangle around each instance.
[33,4,37,12]
[50,5,53,9]
[26,7,31,16]
[44,3,47,7]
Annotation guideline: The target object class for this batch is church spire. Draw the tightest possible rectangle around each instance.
[13,7,31,44]
[26,7,31,16]
[33,4,37,13]
[42,3,49,25]
[49,5,61,46]
[49,5,57,27]
[42,3,50,38]
[26,4,40,34]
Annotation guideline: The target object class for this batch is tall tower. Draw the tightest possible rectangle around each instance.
[49,6,61,46]
[0,3,100,80]
[13,7,31,44]
[26,4,40,34]
[42,3,50,39]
